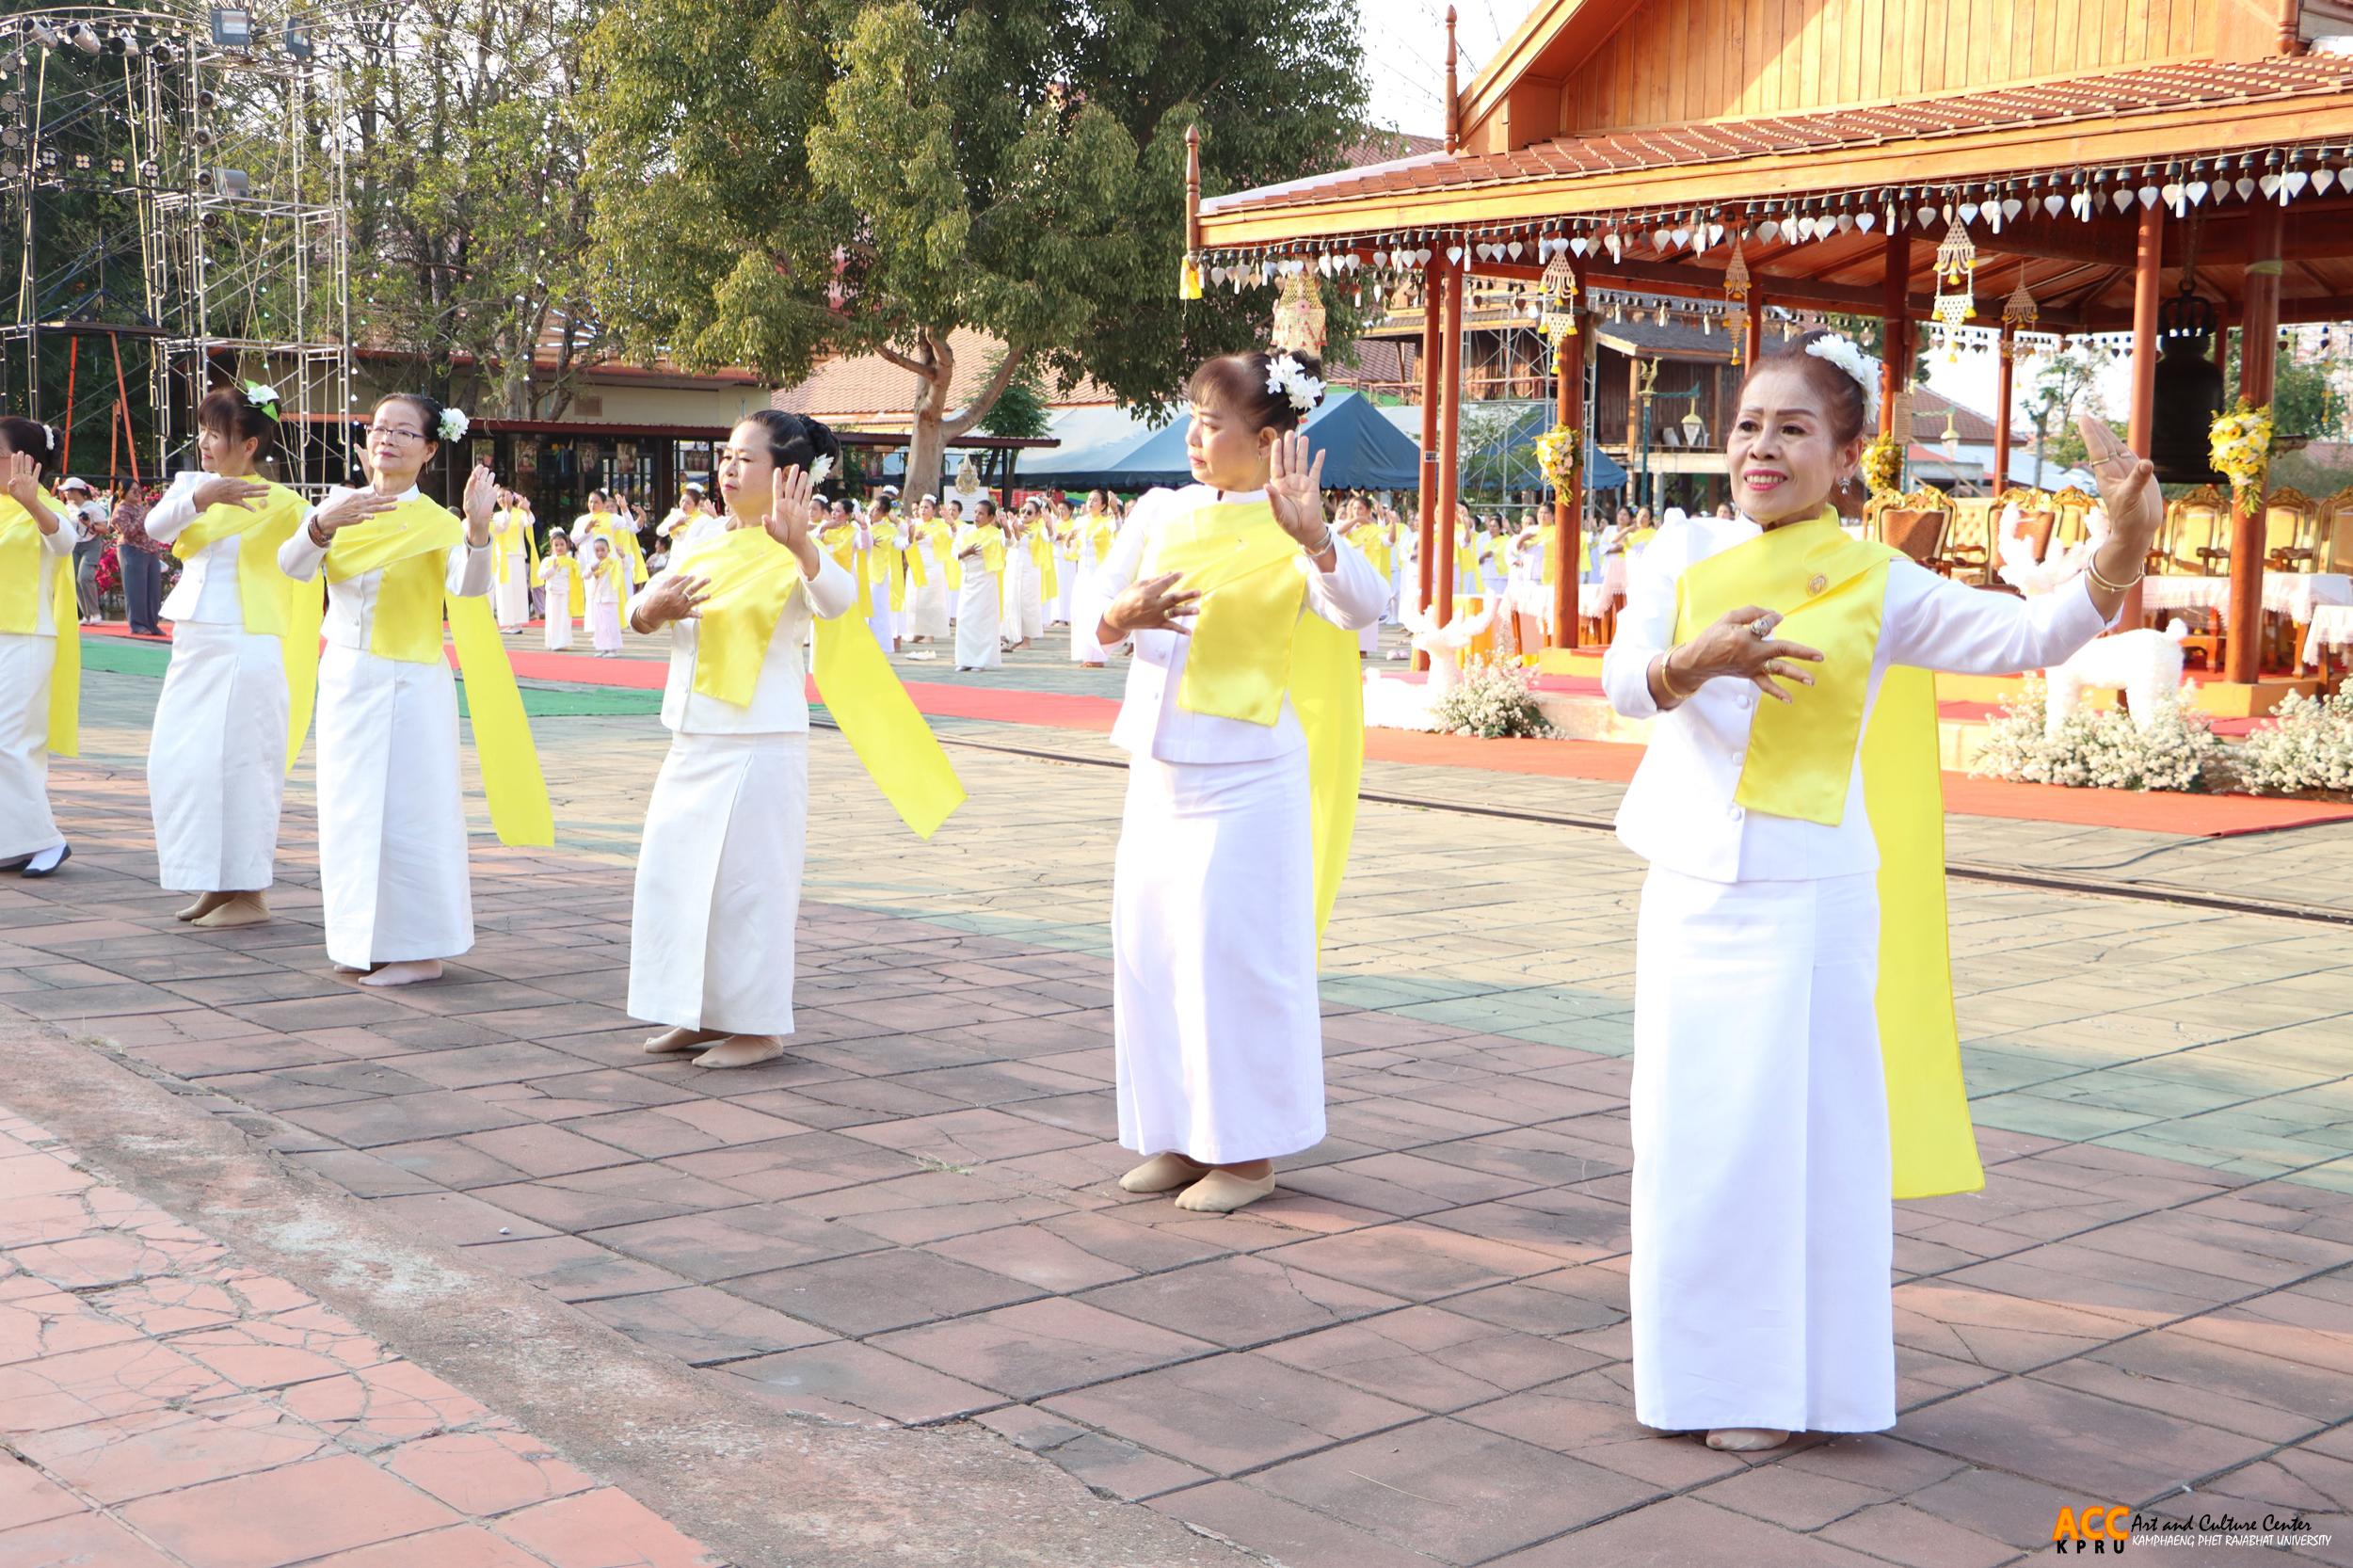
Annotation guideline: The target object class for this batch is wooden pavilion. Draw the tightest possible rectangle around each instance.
[1183,0,2353,711]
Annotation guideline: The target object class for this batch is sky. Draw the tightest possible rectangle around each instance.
[1348,0,2128,428]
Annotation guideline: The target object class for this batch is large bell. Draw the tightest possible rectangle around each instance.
[2150,283,2226,486]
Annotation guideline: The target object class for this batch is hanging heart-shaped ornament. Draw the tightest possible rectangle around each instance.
[1317,252,1333,276]
[1209,265,1226,285]
[1836,213,1854,232]
[2043,194,2066,216]
[1370,250,1387,268]
[2314,168,2339,196]
[2185,180,2209,204]
[1855,211,1876,232]
[1917,205,1937,229]
[2259,172,2282,199]
[1606,232,1624,262]
[1508,240,1524,259]
[1417,247,1433,265]
[1651,228,1670,250]
[1570,236,1590,256]
[1757,219,1781,242]
[1707,222,1725,246]
[2161,184,2184,210]
[2002,198,2024,220]
[2234,175,2257,200]
[1446,245,1464,264]
[1959,202,1979,225]
[2111,189,2135,213]
[2283,170,2309,200]
[2137,185,2159,208]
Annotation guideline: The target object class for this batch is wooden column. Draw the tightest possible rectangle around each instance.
[2124,200,2165,633]
[1552,304,1583,648]
[1743,288,1765,374]
[1625,355,1641,504]
[1879,227,1907,438]
[1435,253,1465,629]
[1413,282,1442,671]
[2226,200,2284,684]
[1991,327,2015,497]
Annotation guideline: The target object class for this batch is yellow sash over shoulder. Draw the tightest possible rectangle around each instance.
[172,479,317,770]
[0,490,80,756]
[490,509,539,586]
[322,497,552,848]
[1673,508,1978,1200]
[673,524,965,838]
[1143,499,1362,941]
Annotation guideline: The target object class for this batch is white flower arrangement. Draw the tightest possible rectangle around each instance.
[1803,333,1882,429]
[240,381,281,419]
[2237,690,2353,796]
[437,406,470,442]
[1430,656,1554,740]
[806,453,834,486]
[1971,676,2226,792]
[1265,353,1325,413]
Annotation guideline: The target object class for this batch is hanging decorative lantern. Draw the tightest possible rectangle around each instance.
[1270,270,1327,357]
[1722,234,1753,366]
[1930,215,1977,360]
[1998,274,2039,360]
[1538,250,1578,374]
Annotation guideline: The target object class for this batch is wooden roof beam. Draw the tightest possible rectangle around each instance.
[1465,255,2089,330]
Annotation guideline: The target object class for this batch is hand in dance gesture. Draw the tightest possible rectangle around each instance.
[3,453,49,523]
[312,486,396,539]
[461,463,498,546]
[632,572,711,632]
[191,475,271,513]
[1659,605,1825,708]
[767,462,821,573]
[1100,571,1201,639]
[1267,430,1329,554]
[2077,417,2163,619]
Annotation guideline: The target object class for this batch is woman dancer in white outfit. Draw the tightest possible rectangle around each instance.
[280,394,543,986]
[1084,350,1384,1214]
[490,488,535,632]
[143,385,308,927]
[1601,332,2164,1453]
[952,500,1005,669]
[0,418,77,878]
[904,495,952,644]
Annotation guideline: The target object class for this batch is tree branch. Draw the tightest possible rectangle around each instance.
[941,345,1027,440]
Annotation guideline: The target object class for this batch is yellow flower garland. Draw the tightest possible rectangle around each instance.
[1861,433,1903,500]
[1534,422,1579,493]
[2210,396,2273,507]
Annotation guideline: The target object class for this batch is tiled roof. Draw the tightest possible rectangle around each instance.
[1204,57,2353,217]
[770,328,1116,424]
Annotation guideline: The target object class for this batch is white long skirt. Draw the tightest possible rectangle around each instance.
[628,730,806,1035]
[1003,557,1044,644]
[863,579,896,651]
[1630,865,1895,1434]
[906,545,951,639]
[1112,747,1324,1163]
[545,604,574,652]
[313,645,473,968]
[494,553,531,629]
[1069,542,1107,664]
[955,570,1001,669]
[0,633,61,859]
[588,599,623,653]
[1050,552,1076,626]
[149,622,286,892]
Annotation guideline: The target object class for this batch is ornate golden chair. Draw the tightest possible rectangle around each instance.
[2157,485,2232,577]
[1945,496,1998,583]
[2264,486,2322,571]
[2050,486,2097,552]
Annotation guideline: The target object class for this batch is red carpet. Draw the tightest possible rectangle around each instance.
[85,628,2353,837]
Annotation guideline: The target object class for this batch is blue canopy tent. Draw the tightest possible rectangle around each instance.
[1022,390,1423,494]
[1372,404,1626,497]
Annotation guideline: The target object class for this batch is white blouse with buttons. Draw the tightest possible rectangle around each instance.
[1602,513,2113,885]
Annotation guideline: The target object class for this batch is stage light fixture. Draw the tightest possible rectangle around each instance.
[66,24,102,56]
[209,8,254,48]
[211,167,248,197]
[281,21,312,59]
[106,30,141,58]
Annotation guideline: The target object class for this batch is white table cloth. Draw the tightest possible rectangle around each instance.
[2301,604,2353,667]
[2139,572,2352,623]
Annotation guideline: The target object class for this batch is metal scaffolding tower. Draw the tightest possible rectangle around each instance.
[1,4,355,490]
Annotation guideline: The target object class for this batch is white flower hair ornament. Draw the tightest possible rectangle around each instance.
[1801,334,1882,429]
[806,454,835,487]
[437,407,470,443]
[1265,353,1325,414]
[240,381,281,420]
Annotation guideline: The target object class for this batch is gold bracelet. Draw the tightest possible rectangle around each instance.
[1655,651,1692,702]
[2086,556,2144,595]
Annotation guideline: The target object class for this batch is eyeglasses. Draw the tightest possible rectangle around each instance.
[366,424,426,442]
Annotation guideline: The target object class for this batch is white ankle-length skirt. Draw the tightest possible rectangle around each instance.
[313,644,473,968]
[1112,746,1324,1164]
[1630,864,1895,1435]
[907,541,951,640]
[955,570,1001,669]
[149,621,287,892]
[628,730,806,1036]
[494,552,531,629]
[0,632,61,859]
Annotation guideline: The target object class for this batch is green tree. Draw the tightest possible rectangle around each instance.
[576,0,1365,498]
[2026,349,2105,474]
[979,359,1051,440]
[344,1,600,419]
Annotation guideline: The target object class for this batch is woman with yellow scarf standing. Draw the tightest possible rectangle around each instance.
[1601,331,2163,1454]
[952,499,1006,670]
[903,495,952,645]
[1068,490,1120,666]
[280,394,551,987]
[142,385,312,928]
[539,533,582,651]
[1082,350,1383,1215]
[489,488,537,632]
[628,412,960,1068]
[0,418,79,878]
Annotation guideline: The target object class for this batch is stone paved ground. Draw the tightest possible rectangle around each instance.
[5,638,2353,1566]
